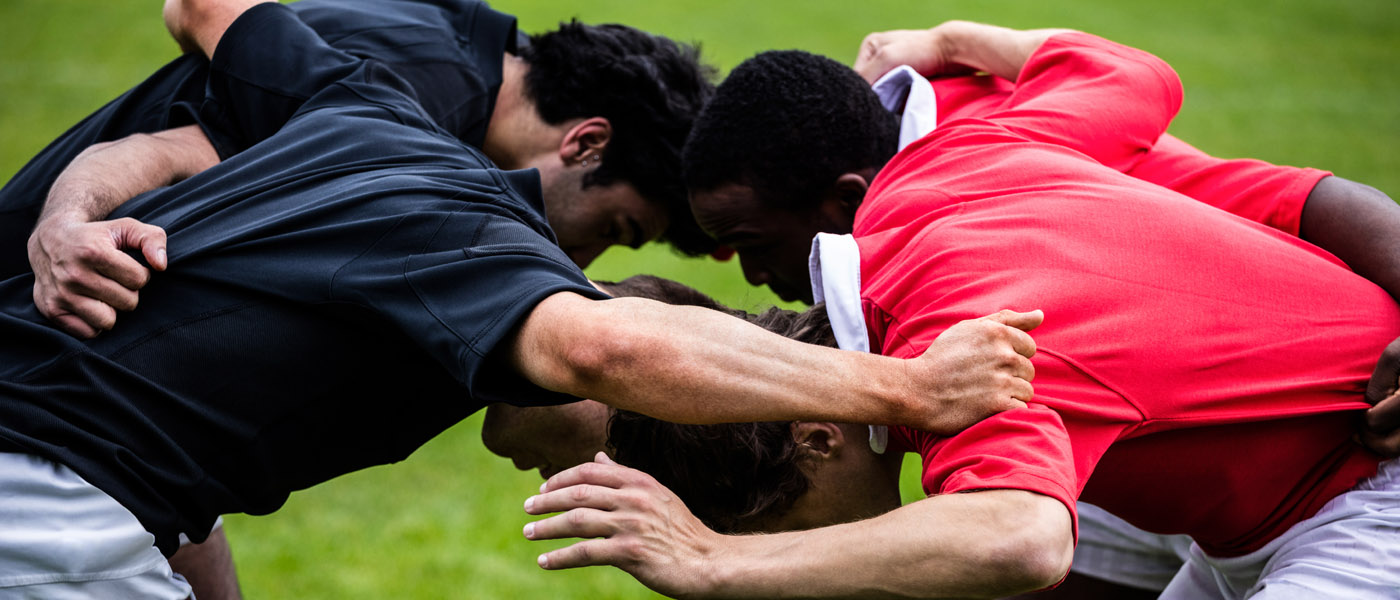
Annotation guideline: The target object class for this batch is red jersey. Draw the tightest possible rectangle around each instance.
[926,72,1329,236]
[854,34,1394,557]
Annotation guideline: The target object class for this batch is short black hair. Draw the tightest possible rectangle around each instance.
[521,22,718,256]
[683,50,899,211]
[607,304,838,532]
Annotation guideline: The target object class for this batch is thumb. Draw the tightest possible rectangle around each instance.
[114,220,169,271]
[985,309,1044,332]
[595,451,618,466]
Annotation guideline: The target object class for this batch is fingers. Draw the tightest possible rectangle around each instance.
[526,482,630,518]
[1358,429,1400,459]
[539,455,639,495]
[115,219,169,272]
[853,33,889,83]
[50,312,101,340]
[526,506,620,541]
[1365,389,1400,437]
[535,539,625,571]
[1365,338,1400,408]
[984,308,1045,333]
[36,289,117,339]
[52,254,144,311]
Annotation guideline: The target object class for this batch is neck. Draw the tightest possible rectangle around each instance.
[777,430,905,531]
[482,55,559,169]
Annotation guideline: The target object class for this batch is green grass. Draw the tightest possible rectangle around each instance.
[2,0,1397,598]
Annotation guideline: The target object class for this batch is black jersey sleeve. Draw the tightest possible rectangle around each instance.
[198,3,370,157]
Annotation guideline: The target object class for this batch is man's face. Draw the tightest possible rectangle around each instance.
[690,183,837,303]
[481,401,611,480]
[543,179,668,268]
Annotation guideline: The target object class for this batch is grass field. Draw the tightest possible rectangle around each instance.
[1,0,1397,598]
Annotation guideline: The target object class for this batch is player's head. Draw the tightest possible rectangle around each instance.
[607,304,903,532]
[683,50,898,303]
[518,22,718,266]
[481,275,743,479]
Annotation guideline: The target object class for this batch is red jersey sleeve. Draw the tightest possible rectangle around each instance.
[874,299,1139,545]
[1126,134,1330,236]
[982,32,1183,172]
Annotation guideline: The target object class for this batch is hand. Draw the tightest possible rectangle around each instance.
[907,309,1042,435]
[1363,336,1400,457]
[524,453,723,598]
[854,23,974,84]
[28,216,167,339]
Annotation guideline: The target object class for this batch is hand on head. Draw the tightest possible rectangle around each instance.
[523,452,723,598]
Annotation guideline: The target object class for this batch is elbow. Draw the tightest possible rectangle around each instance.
[526,298,643,397]
[555,324,640,390]
[977,493,1075,596]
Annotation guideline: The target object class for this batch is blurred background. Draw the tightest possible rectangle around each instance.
[1,0,1396,597]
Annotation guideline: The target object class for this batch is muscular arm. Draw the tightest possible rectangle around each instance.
[855,20,1073,83]
[28,124,219,337]
[525,456,1074,599]
[1303,177,1400,454]
[509,292,1040,432]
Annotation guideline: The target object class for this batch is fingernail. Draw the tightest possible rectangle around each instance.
[524,496,535,511]
[540,481,548,494]
[537,554,549,569]
[523,522,535,539]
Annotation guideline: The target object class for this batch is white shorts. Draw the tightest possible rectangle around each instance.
[1160,458,1400,599]
[1073,501,1193,591]
[0,453,192,599]
[1075,459,1400,598]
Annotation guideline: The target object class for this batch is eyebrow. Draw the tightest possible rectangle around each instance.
[627,216,646,248]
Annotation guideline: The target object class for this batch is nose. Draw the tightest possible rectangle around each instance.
[738,254,771,287]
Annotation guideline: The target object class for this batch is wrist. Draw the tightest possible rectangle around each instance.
[930,20,974,70]
[872,353,922,429]
[702,534,762,599]
[40,180,109,226]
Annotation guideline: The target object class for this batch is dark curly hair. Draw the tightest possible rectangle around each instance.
[683,50,898,211]
[608,303,839,533]
[520,22,718,256]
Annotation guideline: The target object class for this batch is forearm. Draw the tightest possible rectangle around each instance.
[933,21,1075,82]
[708,490,1073,599]
[1299,176,1400,302]
[511,293,915,426]
[38,125,218,226]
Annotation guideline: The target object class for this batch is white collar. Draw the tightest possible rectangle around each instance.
[870,65,938,150]
[808,232,886,453]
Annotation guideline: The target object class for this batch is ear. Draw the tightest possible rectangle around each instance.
[817,172,870,231]
[790,421,847,460]
[559,117,614,165]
